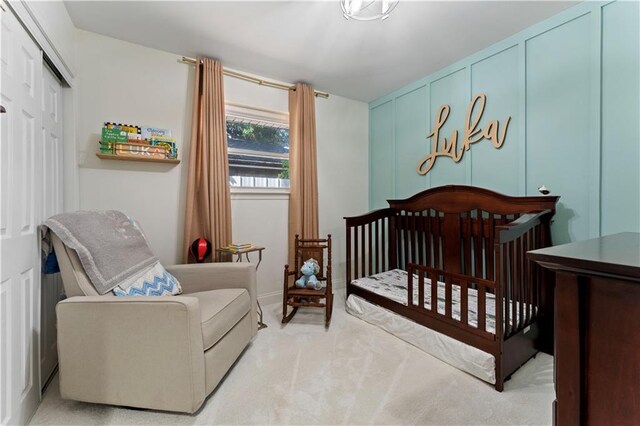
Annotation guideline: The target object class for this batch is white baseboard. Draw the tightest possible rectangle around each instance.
[258,279,346,306]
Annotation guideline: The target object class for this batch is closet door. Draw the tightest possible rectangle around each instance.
[40,63,63,390]
[0,6,43,426]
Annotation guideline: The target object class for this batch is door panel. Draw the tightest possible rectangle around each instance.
[0,7,43,425]
[40,63,64,388]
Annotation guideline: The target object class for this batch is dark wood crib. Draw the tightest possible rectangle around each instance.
[344,185,559,391]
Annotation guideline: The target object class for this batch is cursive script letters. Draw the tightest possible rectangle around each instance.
[417,93,511,175]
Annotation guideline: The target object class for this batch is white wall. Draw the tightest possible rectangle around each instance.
[75,29,368,302]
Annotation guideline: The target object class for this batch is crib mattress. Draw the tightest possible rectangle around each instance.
[350,269,498,333]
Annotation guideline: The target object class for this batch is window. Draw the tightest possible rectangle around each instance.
[226,103,289,189]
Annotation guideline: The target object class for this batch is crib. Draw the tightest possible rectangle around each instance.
[344,185,559,391]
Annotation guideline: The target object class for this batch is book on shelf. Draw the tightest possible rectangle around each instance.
[142,126,172,140]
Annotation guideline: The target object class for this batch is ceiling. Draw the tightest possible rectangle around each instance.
[64,1,578,102]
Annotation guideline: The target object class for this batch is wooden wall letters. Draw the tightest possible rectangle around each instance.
[417,93,511,175]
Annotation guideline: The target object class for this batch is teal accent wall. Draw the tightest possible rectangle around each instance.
[368,1,639,244]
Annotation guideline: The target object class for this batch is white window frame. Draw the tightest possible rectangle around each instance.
[226,102,290,193]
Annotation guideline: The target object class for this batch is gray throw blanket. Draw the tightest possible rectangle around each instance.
[44,211,157,294]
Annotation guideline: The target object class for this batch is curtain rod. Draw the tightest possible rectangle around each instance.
[180,56,329,99]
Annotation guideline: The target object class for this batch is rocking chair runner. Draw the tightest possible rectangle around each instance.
[282,234,333,326]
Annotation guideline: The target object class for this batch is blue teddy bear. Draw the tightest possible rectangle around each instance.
[295,258,321,290]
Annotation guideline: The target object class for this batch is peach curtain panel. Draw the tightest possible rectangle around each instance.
[288,83,319,265]
[183,57,232,263]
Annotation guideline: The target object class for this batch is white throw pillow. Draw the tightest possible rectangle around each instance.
[113,262,182,296]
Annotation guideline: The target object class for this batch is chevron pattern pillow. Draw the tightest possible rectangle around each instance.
[113,262,182,296]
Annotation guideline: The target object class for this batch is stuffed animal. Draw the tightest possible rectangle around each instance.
[295,258,321,290]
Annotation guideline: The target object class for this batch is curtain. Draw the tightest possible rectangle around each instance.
[288,83,319,266]
[183,57,232,263]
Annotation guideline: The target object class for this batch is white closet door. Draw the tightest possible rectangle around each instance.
[39,63,63,390]
[0,6,43,426]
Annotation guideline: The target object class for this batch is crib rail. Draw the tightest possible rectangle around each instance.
[407,263,497,342]
[345,208,554,342]
[495,210,553,339]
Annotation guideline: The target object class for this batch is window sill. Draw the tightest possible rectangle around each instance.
[230,187,290,200]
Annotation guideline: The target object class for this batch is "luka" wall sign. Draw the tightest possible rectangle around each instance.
[417,93,511,175]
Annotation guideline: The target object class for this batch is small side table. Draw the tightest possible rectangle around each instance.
[216,246,267,330]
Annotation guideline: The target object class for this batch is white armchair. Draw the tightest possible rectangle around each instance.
[52,233,257,413]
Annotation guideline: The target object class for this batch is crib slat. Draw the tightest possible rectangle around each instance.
[536,225,542,310]
[518,236,524,328]
[354,226,359,279]
[398,215,403,269]
[397,214,403,270]
[517,237,523,327]
[407,266,414,307]
[523,229,530,324]
[526,231,532,320]
[417,212,425,267]
[475,212,483,279]
[487,214,495,280]
[380,218,391,272]
[405,212,412,263]
[411,213,416,267]
[426,210,432,267]
[461,279,468,325]
[382,218,387,271]
[464,211,472,276]
[532,227,538,319]
[478,285,486,332]
[408,212,414,266]
[510,240,517,333]
[502,244,510,336]
[527,228,534,322]
[368,222,373,276]
[433,214,441,270]
[346,226,352,284]
[378,219,383,274]
[418,269,425,309]
[374,220,380,274]
[445,275,452,318]
[404,212,410,267]
[401,213,406,269]
[361,225,366,278]
[430,270,438,313]
[396,215,402,269]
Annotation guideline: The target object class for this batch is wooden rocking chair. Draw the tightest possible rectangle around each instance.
[282,234,333,326]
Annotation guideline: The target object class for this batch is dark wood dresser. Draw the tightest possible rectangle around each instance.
[528,232,640,426]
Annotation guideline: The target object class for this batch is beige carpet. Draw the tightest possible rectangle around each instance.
[30,298,554,425]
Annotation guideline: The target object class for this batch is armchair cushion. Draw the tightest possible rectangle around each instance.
[166,263,258,337]
[191,288,251,350]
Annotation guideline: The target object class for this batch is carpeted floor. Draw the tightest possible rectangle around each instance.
[30,298,554,425]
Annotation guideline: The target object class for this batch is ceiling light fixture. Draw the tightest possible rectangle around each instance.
[341,0,399,21]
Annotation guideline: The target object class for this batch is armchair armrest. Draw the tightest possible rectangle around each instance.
[166,263,257,332]
[56,295,206,413]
